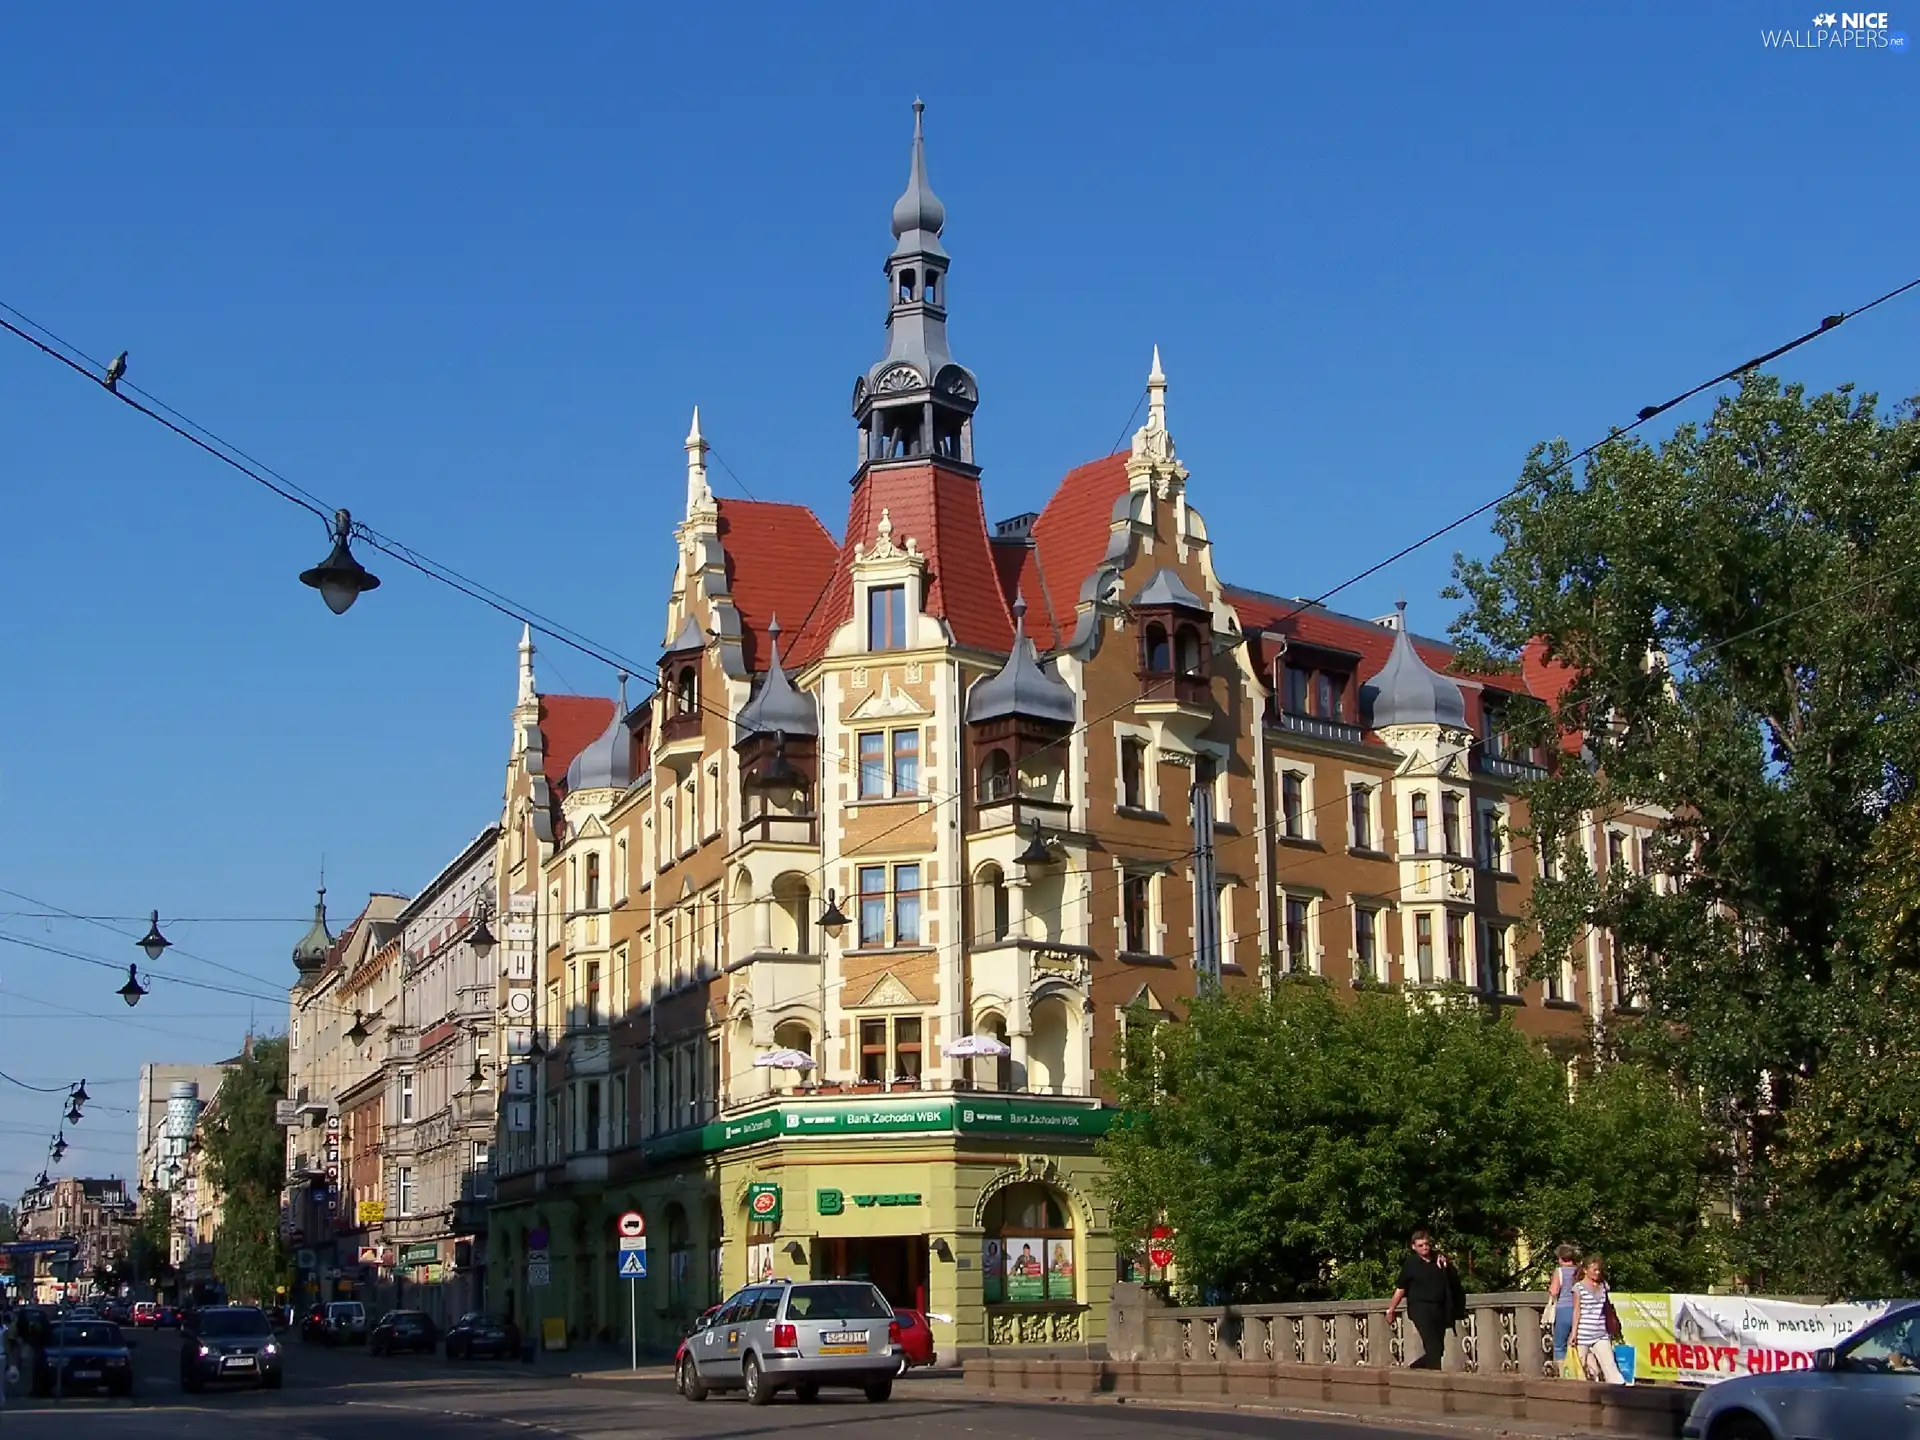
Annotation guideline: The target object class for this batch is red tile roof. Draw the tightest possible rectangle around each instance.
[791,462,1014,664]
[715,499,840,672]
[1024,454,1131,651]
[540,695,616,794]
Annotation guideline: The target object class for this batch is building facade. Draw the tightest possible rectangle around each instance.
[475,104,1666,1363]
[16,1177,132,1300]
[135,1063,230,1203]
[384,826,501,1323]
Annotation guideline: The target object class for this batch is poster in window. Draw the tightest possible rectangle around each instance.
[1005,1237,1046,1302]
[981,1238,1004,1303]
[746,1241,776,1285]
[1046,1239,1075,1300]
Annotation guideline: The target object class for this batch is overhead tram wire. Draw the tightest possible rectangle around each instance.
[0,883,293,991]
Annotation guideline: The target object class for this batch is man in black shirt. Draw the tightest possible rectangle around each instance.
[1384,1228,1466,1369]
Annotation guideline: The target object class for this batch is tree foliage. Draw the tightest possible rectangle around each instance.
[201,1037,291,1303]
[0,1201,16,1244]
[1448,374,1920,1294]
[126,1191,174,1289]
[1098,984,1714,1300]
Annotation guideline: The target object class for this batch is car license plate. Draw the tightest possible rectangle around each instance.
[820,1330,867,1353]
[73,1369,100,1380]
[222,1356,256,1369]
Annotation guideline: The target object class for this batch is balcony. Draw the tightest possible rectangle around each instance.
[452,1089,497,1128]
[971,787,1071,836]
[381,1122,419,1157]
[1135,670,1210,720]
[657,708,703,756]
[385,1028,419,1064]
[737,812,818,848]
[454,984,494,1025]
[1473,746,1548,782]
[1272,709,1368,748]
[563,911,606,956]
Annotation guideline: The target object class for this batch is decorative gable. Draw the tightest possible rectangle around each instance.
[850,971,922,1008]
[847,673,931,722]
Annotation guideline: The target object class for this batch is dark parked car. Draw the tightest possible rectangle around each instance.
[299,1303,329,1343]
[180,1305,283,1392]
[444,1312,519,1360]
[30,1319,135,1397]
[369,1310,438,1355]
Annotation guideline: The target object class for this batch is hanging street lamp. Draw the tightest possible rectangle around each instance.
[119,964,148,1007]
[467,898,496,962]
[1016,818,1052,866]
[345,1010,369,1046]
[299,508,382,615]
[819,890,849,941]
[136,910,171,962]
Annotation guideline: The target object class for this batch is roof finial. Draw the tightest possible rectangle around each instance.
[1146,345,1168,433]
[516,622,537,705]
[891,99,946,240]
[685,404,714,517]
[616,670,629,714]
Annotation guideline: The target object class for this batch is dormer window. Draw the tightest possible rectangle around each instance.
[1282,663,1349,721]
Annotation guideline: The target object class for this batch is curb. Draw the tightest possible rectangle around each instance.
[971,1389,1620,1440]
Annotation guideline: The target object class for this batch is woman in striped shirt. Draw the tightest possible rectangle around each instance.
[1569,1255,1626,1384]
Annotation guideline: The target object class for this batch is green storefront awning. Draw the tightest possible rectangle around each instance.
[644,1095,1116,1163]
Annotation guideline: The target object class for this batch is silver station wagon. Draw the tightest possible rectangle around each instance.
[678,1279,901,1405]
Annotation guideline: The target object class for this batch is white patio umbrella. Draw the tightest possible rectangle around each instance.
[942,1034,1012,1059]
[752,1047,816,1071]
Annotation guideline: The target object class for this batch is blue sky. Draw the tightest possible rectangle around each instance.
[0,3,1911,1196]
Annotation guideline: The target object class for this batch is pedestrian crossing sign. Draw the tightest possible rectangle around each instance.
[617,1248,648,1279]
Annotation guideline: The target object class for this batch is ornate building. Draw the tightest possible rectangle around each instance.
[481,104,1662,1360]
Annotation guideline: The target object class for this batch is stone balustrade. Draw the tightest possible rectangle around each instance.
[1111,1282,1558,1376]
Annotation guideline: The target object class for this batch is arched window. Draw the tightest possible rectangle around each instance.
[675,667,698,716]
[978,748,1013,802]
[1410,793,1430,855]
[975,864,1009,943]
[898,268,917,303]
[1142,623,1171,674]
[772,1019,813,1063]
[1174,625,1204,677]
[982,1182,1075,1306]
[771,872,812,954]
[972,1010,1012,1091]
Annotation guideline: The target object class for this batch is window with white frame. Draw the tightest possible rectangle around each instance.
[1409,792,1431,855]
[1348,782,1377,851]
[1414,911,1435,983]
[868,583,907,651]
[1477,804,1507,872]
[1282,893,1315,973]
[858,1015,923,1082]
[1445,911,1466,982]
[1279,768,1308,839]
[856,864,923,948]
[1441,792,1462,855]
[1353,905,1379,981]
[1478,920,1510,994]
[400,1072,415,1123]
[858,728,921,799]
[1122,870,1155,955]
[397,1165,414,1216]
[1119,732,1152,810]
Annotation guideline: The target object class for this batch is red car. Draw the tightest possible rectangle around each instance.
[892,1308,935,1371]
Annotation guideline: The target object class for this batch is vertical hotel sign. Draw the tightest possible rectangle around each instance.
[505,891,537,1133]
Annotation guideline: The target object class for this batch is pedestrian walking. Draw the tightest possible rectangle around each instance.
[1543,1243,1579,1373]
[1569,1254,1626,1384]
[1385,1227,1468,1370]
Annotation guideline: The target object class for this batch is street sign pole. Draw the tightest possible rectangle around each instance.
[615,1211,646,1371]
[629,1277,636,1371]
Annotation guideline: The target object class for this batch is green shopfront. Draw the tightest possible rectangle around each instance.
[490,1091,1118,1360]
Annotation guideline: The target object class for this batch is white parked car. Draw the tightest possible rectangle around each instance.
[1682,1300,1920,1439]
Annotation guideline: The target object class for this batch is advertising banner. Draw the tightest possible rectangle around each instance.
[982,1238,1004,1302]
[1005,1237,1046,1302]
[746,1241,777,1285]
[1045,1239,1076,1300]
[1614,1293,1891,1384]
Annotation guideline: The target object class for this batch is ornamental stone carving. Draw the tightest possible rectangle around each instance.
[876,364,924,393]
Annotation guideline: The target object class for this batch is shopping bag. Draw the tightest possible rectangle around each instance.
[1613,1343,1636,1384]
[1561,1351,1584,1380]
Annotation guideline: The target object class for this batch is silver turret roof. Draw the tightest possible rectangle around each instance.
[890,98,947,253]
[1364,603,1468,730]
[736,620,818,739]
[967,599,1076,727]
[1130,568,1207,612]
[664,613,704,655]
[291,888,332,975]
[566,677,639,791]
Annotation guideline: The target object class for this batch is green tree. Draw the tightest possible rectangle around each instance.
[201,1036,291,1303]
[127,1191,174,1292]
[1102,983,1570,1300]
[1449,374,1920,1292]
[0,1200,17,1243]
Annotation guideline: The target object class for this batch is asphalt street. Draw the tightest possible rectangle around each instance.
[0,1327,1446,1439]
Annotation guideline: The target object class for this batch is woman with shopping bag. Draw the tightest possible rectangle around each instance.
[1568,1254,1627,1383]
[1542,1243,1579,1375]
